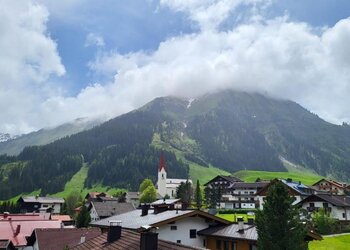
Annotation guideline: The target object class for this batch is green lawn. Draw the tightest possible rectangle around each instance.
[189,162,230,185]
[216,213,255,223]
[309,234,350,250]
[233,169,323,186]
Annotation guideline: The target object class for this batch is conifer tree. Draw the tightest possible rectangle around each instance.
[256,181,307,250]
[76,205,91,228]
[195,180,202,209]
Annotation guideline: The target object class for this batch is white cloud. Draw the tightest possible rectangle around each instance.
[85,33,105,47]
[2,0,350,135]
[0,1,65,134]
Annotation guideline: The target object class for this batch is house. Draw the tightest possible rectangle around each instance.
[70,225,203,250]
[297,194,350,221]
[51,215,74,226]
[88,201,135,221]
[85,192,110,203]
[26,228,101,250]
[157,152,192,198]
[256,179,314,209]
[0,220,62,249]
[0,240,15,250]
[204,175,268,209]
[17,196,65,214]
[198,220,322,250]
[91,208,230,248]
[311,179,350,195]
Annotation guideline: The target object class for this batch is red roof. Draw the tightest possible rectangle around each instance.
[0,213,51,221]
[159,152,166,171]
[51,215,73,222]
[0,220,61,246]
[28,228,101,250]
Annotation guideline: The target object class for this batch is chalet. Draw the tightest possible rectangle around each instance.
[88,200,135,221]
[70,225,202,250]
[297,194,350,221]
[91,208,230,248]
[26,228,101,250]
[204,175,267,209]
[85,192,110,203]
[311,179,350,195]
[157,152,192,198]
[198,220,322,250]
[17,196,64,214]
[256,179,314,209]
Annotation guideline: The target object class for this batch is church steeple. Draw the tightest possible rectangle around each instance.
[159,152,166,171]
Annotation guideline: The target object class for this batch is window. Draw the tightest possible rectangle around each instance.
[249,244,257,250]
[223,241,229,250]
[343,213,346,218]
[170,226,177,230]
[190,229,197,238]
[323,203,329,208]
[177,240,181,243]
[203,239,206,247]
[232,242,237,250]
[216,240,222,250]
[43,204,48,208]
[310,202,315,207]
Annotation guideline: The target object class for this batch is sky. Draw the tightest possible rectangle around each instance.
[1,0,350,134]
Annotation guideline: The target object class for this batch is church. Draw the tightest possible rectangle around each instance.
[157,152,192,198]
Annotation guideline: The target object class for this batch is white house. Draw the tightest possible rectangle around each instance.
[298,194,350,221]
[157,153,191,198]
[90,208,230,248]
[17,196,65,214]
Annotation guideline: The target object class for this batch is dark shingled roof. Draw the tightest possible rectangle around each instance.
[298,194,350,207]
[204,175,242,186]
[70,229,202,250]
[27,228,101,250]
[198,223,258,241]
[90,202,135,218]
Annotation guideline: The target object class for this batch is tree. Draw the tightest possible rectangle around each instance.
[139,178,154,193]
[76,205,91,228]
[204,186,221,209]
[256,181,307,250]
[195,180,202,209]
[312,208,336,234]
[140,185,157,203]
[64,192,83,216]
[176,181,192,207]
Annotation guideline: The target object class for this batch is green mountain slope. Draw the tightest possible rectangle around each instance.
[1,90,350,199]
[0,118,101,155]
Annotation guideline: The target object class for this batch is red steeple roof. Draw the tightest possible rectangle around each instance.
[159,152,166,171]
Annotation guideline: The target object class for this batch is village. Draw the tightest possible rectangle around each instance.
[0,154,349,250]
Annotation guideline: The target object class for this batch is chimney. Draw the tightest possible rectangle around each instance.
[140,226,158,250]
[3,212,9,219]
[141,204,150,216]
[107,220,122,243]
[80,236,86,244]
[14,225,21,236]
[237,217,244,234]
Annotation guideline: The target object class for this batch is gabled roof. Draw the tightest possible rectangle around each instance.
[70,229,201,250]
[91,209,230,229]
[0,213,51,221]
[18,196,64,204]
[311,179,348,189]
[89,202,135,218]
[298,194,350,207]
[27,228,101,250]
[0,220,61,246]
[198,223,257,241]
[256,179,313,196]
[204,175,242,186]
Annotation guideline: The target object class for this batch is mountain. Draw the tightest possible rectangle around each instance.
[0,133,18,143]
[1,90,350,199]
[0,118,102,156]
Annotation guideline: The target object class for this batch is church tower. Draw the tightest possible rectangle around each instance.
[157,152,167,197]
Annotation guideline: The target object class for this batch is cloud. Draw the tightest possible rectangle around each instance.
[1,0,350,135]
[0,1,65,134]
[85,33,105,47]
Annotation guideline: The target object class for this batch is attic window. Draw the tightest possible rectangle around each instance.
[189,229,197,238]
[170,226,177,230]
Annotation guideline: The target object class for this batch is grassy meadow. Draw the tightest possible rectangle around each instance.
[309,234,350,250]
